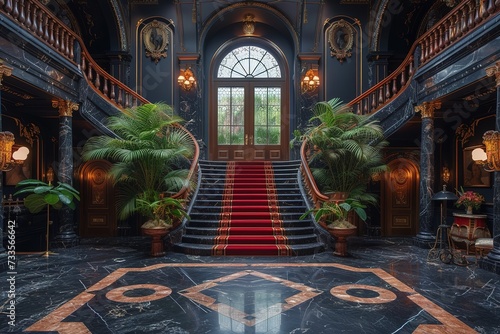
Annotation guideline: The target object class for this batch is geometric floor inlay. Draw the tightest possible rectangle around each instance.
[178,270,323,327]
[25,263,478,334]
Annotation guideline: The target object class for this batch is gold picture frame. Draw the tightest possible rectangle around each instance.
[328,19,354,63]
[142,20,169,64]
[463,145,490,187]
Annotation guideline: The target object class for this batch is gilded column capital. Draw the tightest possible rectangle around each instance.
[52,100,79,117]
[414,101,441,119]
[485,60,500,87]
[0,64,13,86]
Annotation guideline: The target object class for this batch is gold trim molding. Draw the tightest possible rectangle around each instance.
[414,101,441,119]
[52,100,79,117]
[0,64,13,85]
[485,61,500,87]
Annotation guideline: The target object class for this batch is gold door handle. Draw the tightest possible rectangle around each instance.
[250,135,253,145]
[245,134,248,145]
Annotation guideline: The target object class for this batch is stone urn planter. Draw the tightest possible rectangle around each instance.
[326,225,357,256]
[141,226,172,257]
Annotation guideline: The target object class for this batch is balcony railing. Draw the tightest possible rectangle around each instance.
[0,0,199,202]
[349,0,498,115]
[303,0,499,209]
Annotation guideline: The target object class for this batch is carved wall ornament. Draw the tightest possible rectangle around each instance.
[328,19,354,63]
[14,121,40,147]
[0,64,13,85]
[456,121,479,148]
[143,20,169,64]
[391,167,409,206]
[485,60,500,87]
[0,85,34,100]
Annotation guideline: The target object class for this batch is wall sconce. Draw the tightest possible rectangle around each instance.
[0,131,29,171]
[178,68,196,91]
[243,14,255,35]
[442,166,450,184]
[46,166,55,185]
[301,68,320,93]
[472,130,500,172]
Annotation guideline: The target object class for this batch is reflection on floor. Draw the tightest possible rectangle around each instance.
[4,237,500,334]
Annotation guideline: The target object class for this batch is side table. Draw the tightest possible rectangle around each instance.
[450,213,491,255]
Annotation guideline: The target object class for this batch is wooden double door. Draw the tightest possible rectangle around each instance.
[209,83,289,161]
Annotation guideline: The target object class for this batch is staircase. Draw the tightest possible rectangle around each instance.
[174,160,325,256]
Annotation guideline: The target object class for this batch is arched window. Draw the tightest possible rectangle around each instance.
[217,46,281,78]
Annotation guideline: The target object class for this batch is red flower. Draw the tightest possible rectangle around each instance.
[455,187,484,210]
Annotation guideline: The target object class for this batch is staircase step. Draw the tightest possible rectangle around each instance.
[181,234,318,245]
[173,242,325,256]
[185,226,315,235]
[174,160,326,256]
[187,220,313,228]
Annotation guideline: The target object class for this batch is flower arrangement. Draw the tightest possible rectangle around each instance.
[455,187,484,211]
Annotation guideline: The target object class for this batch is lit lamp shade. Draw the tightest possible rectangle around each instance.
[302,69,320,92]
[178,68,196,91]
[472,147,487,162]
[12,146,29,161]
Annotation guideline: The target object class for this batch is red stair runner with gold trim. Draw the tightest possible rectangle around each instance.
[211,161,291,256]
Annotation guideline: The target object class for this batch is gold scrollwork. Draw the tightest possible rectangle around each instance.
[328,19,354,63]
[143,20,169,64]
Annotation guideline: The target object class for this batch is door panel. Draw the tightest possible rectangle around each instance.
[382,159,419,236]
[79,160,117,237]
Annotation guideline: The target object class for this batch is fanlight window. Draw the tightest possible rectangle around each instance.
[217,46,281,78]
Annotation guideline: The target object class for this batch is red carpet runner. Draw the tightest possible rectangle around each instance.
[212,161,292,256]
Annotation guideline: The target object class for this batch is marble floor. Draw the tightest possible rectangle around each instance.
[2,237,499,334]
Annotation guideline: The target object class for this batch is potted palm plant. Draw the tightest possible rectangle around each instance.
[81,102,194,256]
[301,196,369,256]
[293,98,388,249]
[293,98,388,198]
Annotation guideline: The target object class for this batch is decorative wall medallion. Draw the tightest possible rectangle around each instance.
[328,19,354,63]
[143,20,169,64]
[391,168,409,206]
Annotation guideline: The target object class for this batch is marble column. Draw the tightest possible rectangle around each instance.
[0,64,13,269]
[52,100,79,248]
[481,61,500,274]
[414,101,441,247]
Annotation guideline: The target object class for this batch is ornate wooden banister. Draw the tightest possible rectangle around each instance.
[300,140,329,209]
[349,0,499,115]
[304,0,499,209]
[0,0,199,202]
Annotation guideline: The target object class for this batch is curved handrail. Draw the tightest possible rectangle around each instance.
[304,0,499,208]
[299,140,329,208]
[0,0,199,202]
[348,0,499,115]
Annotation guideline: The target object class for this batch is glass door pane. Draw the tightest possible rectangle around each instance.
[254,87,281,145]
[217,87,245,145]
